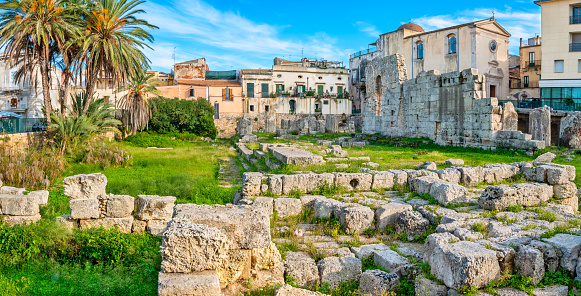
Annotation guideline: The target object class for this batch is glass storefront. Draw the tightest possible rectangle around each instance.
[538,87,581,111]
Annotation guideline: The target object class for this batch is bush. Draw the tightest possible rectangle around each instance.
[149,97,217,138]
[124,133,185,148]
[73,137,131,169]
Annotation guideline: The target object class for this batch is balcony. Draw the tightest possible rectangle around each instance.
[571,16,581,24]
[510,81,539,89]
[526,60,541,68]
[570,43,581,52]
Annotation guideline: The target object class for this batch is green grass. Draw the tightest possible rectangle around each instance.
[68,138,240,206]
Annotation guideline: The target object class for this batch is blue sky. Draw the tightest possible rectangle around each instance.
[141,0,541,72]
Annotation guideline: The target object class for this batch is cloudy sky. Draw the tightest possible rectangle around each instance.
[141,0,541,72]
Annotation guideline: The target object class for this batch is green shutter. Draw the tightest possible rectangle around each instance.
[262,84,269,98]
[337,86,343,94]
[247,83,254,98]
[317,85,324,94]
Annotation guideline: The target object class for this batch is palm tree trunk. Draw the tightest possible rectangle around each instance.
[40,47,53,126]
[83,70,98,115]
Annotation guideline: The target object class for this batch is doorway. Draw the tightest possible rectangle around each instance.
[490,85,496,98]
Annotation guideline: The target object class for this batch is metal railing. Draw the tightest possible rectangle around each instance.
[510,81,539,89]
[570,43,581,52]
[0,118,45,134]
[498,99,581,111]
[571,16,581,24]
[526,60,541,67]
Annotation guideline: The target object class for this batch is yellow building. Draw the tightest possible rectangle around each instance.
[146,71,174,87]
[510,37,542,101]
[536,0,581,109]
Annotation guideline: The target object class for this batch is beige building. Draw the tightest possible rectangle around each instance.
[536,0,581,110]
[147,71,174,87]
[510,37,542,101]
[350,18,511,110]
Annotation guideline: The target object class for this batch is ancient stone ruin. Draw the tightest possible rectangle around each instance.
[362,54,544,151]
[0,179,48,225]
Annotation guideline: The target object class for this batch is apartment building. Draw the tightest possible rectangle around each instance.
[510,37,542,102]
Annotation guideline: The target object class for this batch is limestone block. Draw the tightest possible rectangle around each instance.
[268,175,283,195]
[282,173,335,195]
[350,244,391,260]
[300,195,324,208]
[237,117,253,135]
[242,172,263,197]
[79,217,133,233]
[445,159,464,166]
[56,214,78,230]
[253,196,274,217]
[69,198,100,219]
[547,167,570,185]
[396,210,430,241]
[265,117,277,133]
[173,204,271,249]
[532,286,568,296]
[274,198,302,218]
[158,271,221,296]
[63,173,107,199]
[515,245,545,285]
[337,205,374,234]
[373,249,410,273]
[529,240,561,273]
[217,248,252,287]
[317,256,362,290]
[542,234,581,272]
[314,198,344,219]
[418,162,437,170]
[529,106,551,147]
[388,170,408,186]
[2,214,41,226]
[0,195,39,216]
[409,176,442,195]
[135,195,176,221]
[560,112,581,149]
[423,232,460,263]
[375,202,413,230]
[0,186,25,195]
[334,173,373,191]
[132,220,147,233]
[147,219,170,236]
[458,166,484,187]
[437,168,461,183]
[275,284,325,296]
[553,182,576,199]
[27,190,49,206]
[502,102,518,131]
[478,183,553,211]
[160,221,229,273]
[372,171,395,190]
[252,242,282,271]
[105,194,134,218]
[430,241,501,289]
[535,152,556,163]
[559,196,578,212]
[284,251,320,287]
[429,182,469,206]
[476,241,516,274]
[359,270,400,296]
[415,276,448,296]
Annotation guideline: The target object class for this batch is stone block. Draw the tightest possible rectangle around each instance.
[409,176,442,195]
[274,198,302,218]
[105,195,134,218]
[314,198,343,219]
[284,251,320,287]
[0,195,39,216]
[252,242,282,271]
[135,195,176,221]
[372,171,395,190]
[2,214,41,226]
[423,232,460,263]
[242,172,263,197]
[359,270,400,296]
[478,183,553,211]
[63,173,107,199]
[502,102,518,131]
[430,241,500,289]
[28,190,49,206]
[160,221,229,273]
[375,202,413,230]
[415,276,448,296]
[268,175,283,195]
[317,256,362,290]
[337,205,374,234]
[253,196,274,217]
[335,173,373,191]
[437,168,461,183]
[282,173,335,195]
[147,219,170,236]
[388,170,408,186]
[529,240,561,273]
[418,162,437,170]
[396,210,430,241]
[350,244,391,260]
[79,217,133,233]
[132,220,147,233]
[547,167,570,185]
[429,182,469,206]
[56,214,78,230]
[275,284,325,296]
[445,159,464,166]
[515,245,545,285]
[158,271,221,296]
[173,204,270,249]
[553,182,576,199]
[542,234,581,273]
[532,286,568,296]
[458,166,484,187]
[0,186,25,195]
[69,198,100,219]
[373,249,410,273]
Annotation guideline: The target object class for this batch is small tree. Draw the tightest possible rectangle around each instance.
[116,72,159,135]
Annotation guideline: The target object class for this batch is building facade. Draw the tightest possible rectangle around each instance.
[536,0,581,111]
[147,71,174,87]
[350,18,511,112]
[510,37,542,103]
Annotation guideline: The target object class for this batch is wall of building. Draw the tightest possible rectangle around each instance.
[244,96,351,116]
[271,65,348,95]
[174,58,207,81]
[214,113,311,138]
[209,86,243,113]
[239,72,273,99]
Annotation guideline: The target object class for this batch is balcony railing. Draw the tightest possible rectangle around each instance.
[571,16,581,24]
[526,60,541,67]
[510,81,539,89]
[570,43,581,52]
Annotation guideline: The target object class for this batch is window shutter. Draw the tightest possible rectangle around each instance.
[222,88,225,100]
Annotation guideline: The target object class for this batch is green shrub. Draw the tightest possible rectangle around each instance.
[124,133,185,148]
[149,97,217,138]
[73,137,131,169]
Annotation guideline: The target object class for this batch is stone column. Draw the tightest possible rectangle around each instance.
[528,106,551,147]
[325,115,338,133]
[560,112,581,148]
[502,102,518,131]
[236,117,253,135]
[265,117,276,133]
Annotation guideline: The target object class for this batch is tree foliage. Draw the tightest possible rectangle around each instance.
[149,97,218,139]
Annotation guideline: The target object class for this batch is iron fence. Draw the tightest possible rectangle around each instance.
[498,99,581,112]
[0,118,45,134]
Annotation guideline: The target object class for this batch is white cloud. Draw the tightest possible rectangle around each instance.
[411,6,541,54]
[142,0,350,69]
[354,21,381,37]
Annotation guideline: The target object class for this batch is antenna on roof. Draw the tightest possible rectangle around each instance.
[408,18,411,23]
[492,10,495,20]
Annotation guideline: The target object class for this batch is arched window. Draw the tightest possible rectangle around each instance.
[416,41,424,59]
[448,34,457,54]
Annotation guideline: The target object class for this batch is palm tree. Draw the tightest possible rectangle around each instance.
[77,0,157,115]
[116,72,159,135]
[0,0,80,126]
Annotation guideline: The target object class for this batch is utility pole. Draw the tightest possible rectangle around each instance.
[172,47,176,74]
